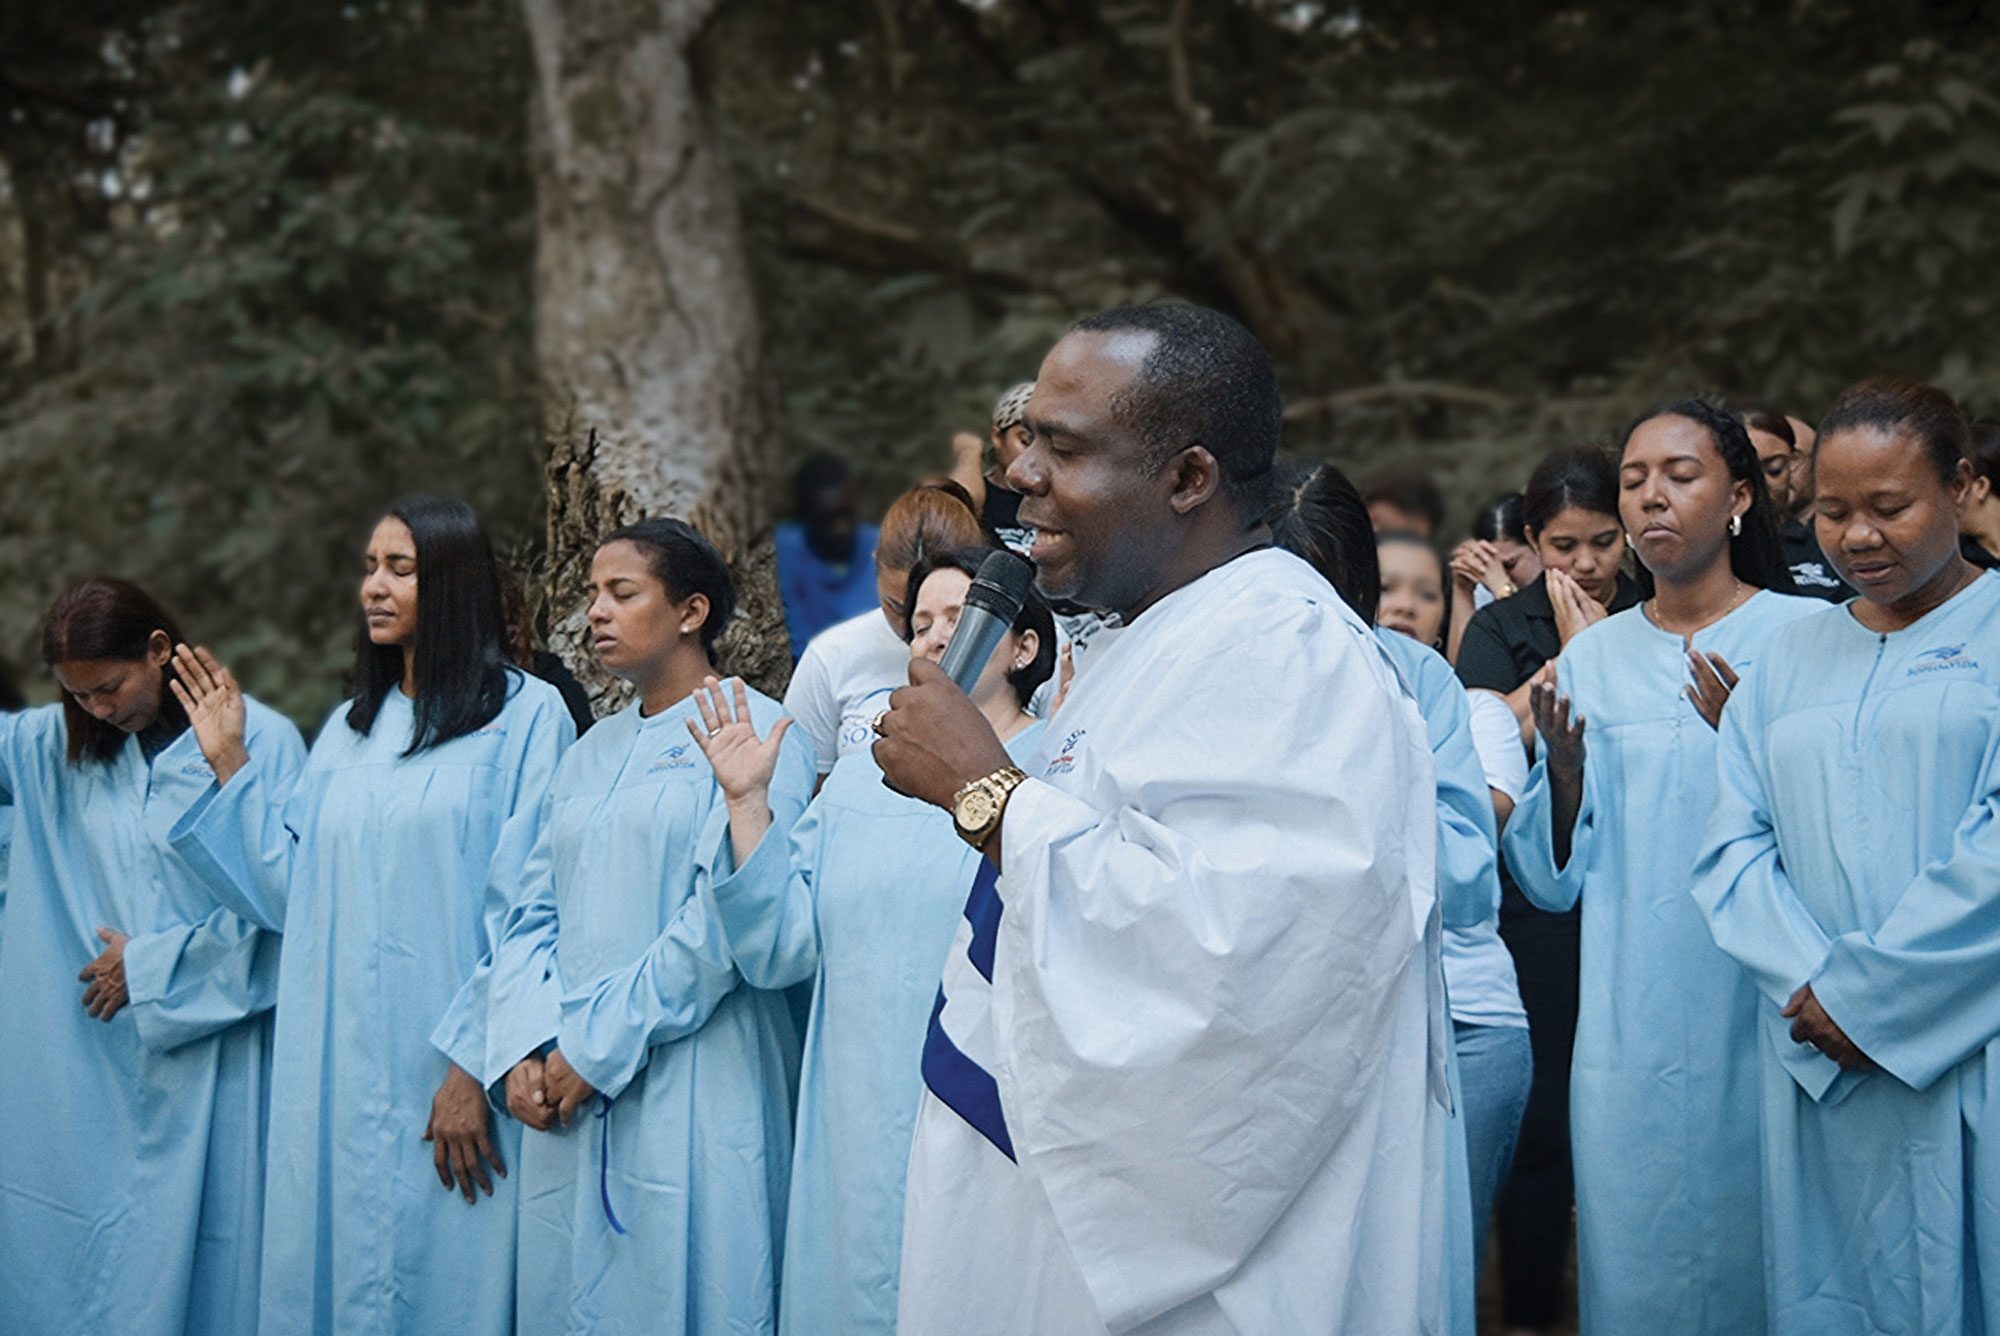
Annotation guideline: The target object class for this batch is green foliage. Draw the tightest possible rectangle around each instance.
[0,0,540,722]
[5,0,1999,719]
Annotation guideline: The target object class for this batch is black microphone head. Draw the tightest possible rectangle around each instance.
[962,549,1035,619]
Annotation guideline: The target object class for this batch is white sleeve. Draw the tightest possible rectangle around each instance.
[781,638,841,775]
[1466,689,1529,801]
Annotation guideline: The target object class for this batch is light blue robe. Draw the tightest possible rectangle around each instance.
[0,700,306,1336]
[171,672,573,1336]
[1694,573,2000,1335]
[1507,590,1819,1334]
[709,718,1046,1336]
[477,688,815,1336]
[1377,630,1502,1336]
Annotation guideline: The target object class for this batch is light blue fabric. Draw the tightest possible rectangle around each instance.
[0,700,305,1336]
[1695,573,2000,1336]
[1452,1018,1532,1273]
[1376,630,1499,1336]
[1507,590,1820,1334]
[170,672,573,1336]
[711,719,1046,1336]
[479,687,815,1336]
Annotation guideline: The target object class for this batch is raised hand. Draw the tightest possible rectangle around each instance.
[1685,643,1740,731]
[543,1049,599,1126]
[505,1055,557,1133]
[1529,671,1587,783]
[423,1063,506,1203]
[169,644,249,785]
[687,676,793,806]
[78,926,130,1021]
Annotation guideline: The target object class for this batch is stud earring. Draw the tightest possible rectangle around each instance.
[1729,514,1743,537]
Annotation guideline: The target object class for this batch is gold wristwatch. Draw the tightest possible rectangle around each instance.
[951,766,1030,850]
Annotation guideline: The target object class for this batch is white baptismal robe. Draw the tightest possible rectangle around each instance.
[898,547,1445,1336]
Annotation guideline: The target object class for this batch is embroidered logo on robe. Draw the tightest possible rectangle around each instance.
[1910,643,1979,676]
[1045,728,1087,776]
[648,744,698,773]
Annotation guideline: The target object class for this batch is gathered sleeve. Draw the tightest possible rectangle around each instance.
[1691,684,1844,1099]
[126,709,309,1052]
[556,725,817,1100]
[1808,723,2000,1091]
[707,770,824,991]
[981,617,1437,1330]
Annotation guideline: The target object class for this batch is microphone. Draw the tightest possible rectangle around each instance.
[938,550,1036,693]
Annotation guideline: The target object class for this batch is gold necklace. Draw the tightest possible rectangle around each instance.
[1644,579,1752,636]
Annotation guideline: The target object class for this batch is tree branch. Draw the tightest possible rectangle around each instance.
[1284,380,1517,420]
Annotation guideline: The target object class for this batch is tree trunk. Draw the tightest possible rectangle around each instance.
[524,0,789,709]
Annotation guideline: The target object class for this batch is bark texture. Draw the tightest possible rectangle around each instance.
[526,0,788,708]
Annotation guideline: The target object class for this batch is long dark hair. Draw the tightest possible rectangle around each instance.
[597,517,739,658]
[901,547,1057,708]
[347,495,512,755]
[41,578,189,765]
[1272,461,1382,624]
[1622,399,1796,594]
[1522,446,1621,537]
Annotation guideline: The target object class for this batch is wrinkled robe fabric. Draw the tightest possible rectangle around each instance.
[898,549,1446,1336]
[1507,591,1819,1334]
[171,674,572,1336]
[0,701,305,1336]
[1695,573,2000,1336]
[1377,629,1504,1336]
[712,720,1047,1336]
[473,688,814,1336]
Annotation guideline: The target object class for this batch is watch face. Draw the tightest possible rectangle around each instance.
[956,785,999,832]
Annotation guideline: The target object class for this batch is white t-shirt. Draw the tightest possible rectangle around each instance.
[1443,689,1530,1029]
[782,610,911,776]
[784,606,1066,775]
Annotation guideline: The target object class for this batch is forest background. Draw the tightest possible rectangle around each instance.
[3,0,1998,722]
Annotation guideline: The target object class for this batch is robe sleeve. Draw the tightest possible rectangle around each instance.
[557,726,817,1100]
[1424,671,1503,931]
[1808,723,2000,1091]
[1691,682,1845,1100]
[125,711,309,1053]
[984,614,1436,1331]
[1506,755,1593,913]
[707,785,822,990]
[167,748,308,932]
[429,689,575,1084]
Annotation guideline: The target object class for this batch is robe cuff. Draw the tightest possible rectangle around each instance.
[1808,965,1931,1094]
[166,753,281,927]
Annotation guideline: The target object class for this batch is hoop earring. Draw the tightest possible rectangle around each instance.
[1729,514,1743,537]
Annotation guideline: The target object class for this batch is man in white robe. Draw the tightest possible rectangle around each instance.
[874,303,1446,1335]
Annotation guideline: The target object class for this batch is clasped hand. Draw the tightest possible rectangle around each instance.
[78,926,130,1020]
[1784,984,1876,1071]
[871,658,1011,810]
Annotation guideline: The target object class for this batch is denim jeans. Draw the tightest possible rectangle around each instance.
[1453,1019,1534,1272]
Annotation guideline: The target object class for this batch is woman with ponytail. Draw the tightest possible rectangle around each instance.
[1504,400,1814,1333]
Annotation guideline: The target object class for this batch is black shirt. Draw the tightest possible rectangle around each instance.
[1781,516,1854,602]
[1455,571,1645,694]
[1962,533,1999,571]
